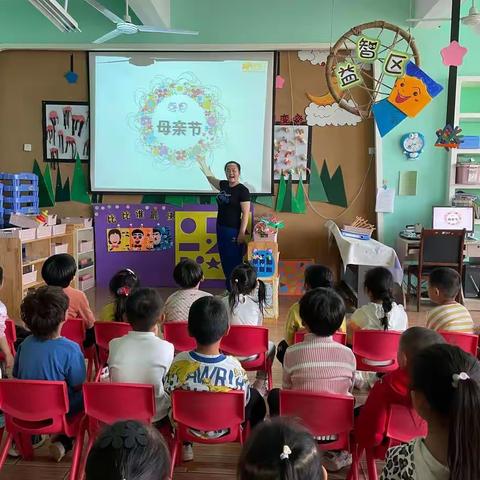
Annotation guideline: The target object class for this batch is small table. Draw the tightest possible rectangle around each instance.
[326,221,403,306]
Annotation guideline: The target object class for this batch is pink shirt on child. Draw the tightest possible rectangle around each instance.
[64,286,95,329]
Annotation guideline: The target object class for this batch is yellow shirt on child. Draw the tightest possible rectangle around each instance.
[99,302,115,322]
[426,303,474,333]
[284,301,346,345]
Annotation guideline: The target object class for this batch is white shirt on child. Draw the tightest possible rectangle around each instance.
[108,331,174,421]
[0,301,7,337]
[222,294,262,326]
[350,302,408,332]
[162,289,212,324]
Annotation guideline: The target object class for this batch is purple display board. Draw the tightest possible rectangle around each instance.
[94,203,225,288]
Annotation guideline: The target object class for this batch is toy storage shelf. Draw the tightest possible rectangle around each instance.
[0,227,74,322]
[73,226,95,292]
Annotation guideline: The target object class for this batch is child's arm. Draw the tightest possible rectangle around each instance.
[0,336,13,369]
[284,303,302,346]
[282,353,293,389]
[66,347,87,390]
[347,308,367,344]
[77,291,96,329]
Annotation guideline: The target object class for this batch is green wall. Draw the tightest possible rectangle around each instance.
[380,18,480,247]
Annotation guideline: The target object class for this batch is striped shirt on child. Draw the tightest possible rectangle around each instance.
[426,303,474,333]
[162,289,212,324]
[283,333,356,395]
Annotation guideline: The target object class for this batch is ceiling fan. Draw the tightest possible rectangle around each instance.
[406,0,480,34]
[84,0,199,43]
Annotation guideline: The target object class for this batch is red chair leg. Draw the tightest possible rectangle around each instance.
[69,427,86,480]
[17,433,33,460]
[169,438,180,479]
[366,448,378,480]
[267,363,273,391]
[416,276,421,312]
[0,433,12,469]
[347,443,361,480]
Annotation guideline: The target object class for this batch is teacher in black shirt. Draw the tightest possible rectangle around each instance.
[200,161,251,290]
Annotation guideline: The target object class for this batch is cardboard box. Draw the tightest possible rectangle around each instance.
[36,226,52,239]
[0,227,36,241]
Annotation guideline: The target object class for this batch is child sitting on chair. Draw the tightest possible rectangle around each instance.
[355,327,445,454]
[161,259,211,326]
[108,288,174,424]
[348,267,408,344]
[268,287,356,472]
[164,296,266,462]
[426,267,473,334]
[14,286,86,462]
[277,264,347,364]
[42,254,96,346]
[99,268,140,322]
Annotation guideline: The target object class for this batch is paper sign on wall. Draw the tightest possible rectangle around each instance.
[375,188,395,213]
[398,171,418,196]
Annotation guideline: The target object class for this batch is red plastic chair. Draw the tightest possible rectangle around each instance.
[294,330,347,345]
[0,379,83,480]
[220,325,274,390]
[352,330,402,373]
[163,322,196,352]
[61,319,97,381]
[94,322,132,368]
[77,382,157,479]
[348,404,427,480]
[439,331,478,356]
[279,390,354,451]
[0,319,17,363]
[170,389,246,476]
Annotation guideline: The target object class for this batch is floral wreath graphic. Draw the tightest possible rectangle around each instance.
[133,73,226,168]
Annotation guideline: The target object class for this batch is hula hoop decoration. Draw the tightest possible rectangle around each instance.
[133,74,226,168]
[326,21,420,121]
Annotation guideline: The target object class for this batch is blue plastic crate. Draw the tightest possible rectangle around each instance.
[3,184,39,195]
[4,205,39,215]
[4,196,39,208]
[0,173,38,187]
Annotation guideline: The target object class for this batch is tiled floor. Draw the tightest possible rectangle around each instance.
[1,287,479,480]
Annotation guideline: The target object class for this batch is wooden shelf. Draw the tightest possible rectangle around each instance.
[456,149,480,155]
[454,184,480,189]
[22,279,45,289]
[78,264,95,272]
[22,256,49,267]
[78,249,94,255]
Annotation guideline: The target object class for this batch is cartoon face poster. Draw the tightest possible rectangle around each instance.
[107,226,173,252]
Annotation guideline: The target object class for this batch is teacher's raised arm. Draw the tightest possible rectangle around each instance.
[202,161,251,291]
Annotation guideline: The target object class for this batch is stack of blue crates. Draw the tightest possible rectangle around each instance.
[0,173,39,227]
[0,183,3,228]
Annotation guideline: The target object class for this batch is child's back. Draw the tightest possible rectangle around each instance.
[162,259,211,324]
[283,288,355,395]
[223,263,265,326]
[108,288,174,421]
[349,267,407,342]
[14,286,86,414]
[426,268,473,333]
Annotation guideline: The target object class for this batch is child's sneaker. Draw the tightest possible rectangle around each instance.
[49,441,66,463]
[182,443,194,462]
[322,450,352,472]
[8,435,47,457]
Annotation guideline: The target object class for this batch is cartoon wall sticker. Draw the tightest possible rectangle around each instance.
[153,226,173,251]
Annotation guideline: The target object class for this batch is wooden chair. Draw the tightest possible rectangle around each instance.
[407,229,465,311]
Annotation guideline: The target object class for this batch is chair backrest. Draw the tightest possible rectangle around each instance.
[439,331,479,356]
[163,322,196,352]
[220,325,268,357]
[352,330,402,372]
[419,229,465,269]
[0,379,69,433]
[61,318,86,351]
[279,390,354,451]
[294,330,346,345]
[83,382,156,426]
[172,389,244,443]
[94,322,132,364]
[385,404,427,444]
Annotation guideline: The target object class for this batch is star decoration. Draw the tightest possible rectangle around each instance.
[206,257,220,269]
[441,41,468,67]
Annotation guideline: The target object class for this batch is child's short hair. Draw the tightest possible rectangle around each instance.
[109,269,140,322]
[188,296,228,346]
[299,287,345,337]
[173,259,204,289]
[238,417,324,480]
[41,253,77,288]
[429,267,461,299]
[304,265,334,289]
[399,326,445,363]
[85,420,170,480]
[21,286,69,339]
[125,288,163,332]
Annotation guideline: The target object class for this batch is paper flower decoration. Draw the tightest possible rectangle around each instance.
[441,41,468,67]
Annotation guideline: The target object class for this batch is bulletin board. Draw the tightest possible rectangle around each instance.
[94,203,227,288]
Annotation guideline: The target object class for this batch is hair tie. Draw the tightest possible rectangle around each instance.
[452,372,470,388]
[125,268,136,277]
[117,286,131,296]
[234,278,239,283]
[280,445,292,461]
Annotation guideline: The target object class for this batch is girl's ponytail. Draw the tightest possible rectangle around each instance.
[228,275,241,314]
[449,372,480,480]
[109,269,139,322]
[257,279,266,315]
[229,263,262,314]
[380,289,393,330]
[364,267,394,330]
